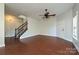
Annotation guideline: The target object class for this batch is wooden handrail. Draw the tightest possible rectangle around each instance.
[15,21,28,39]
[16,21,27,30]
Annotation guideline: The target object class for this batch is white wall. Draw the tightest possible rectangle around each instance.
[20,17,40,38]
[20,17,56,39]
[56,9,73,42]
[0,3,5,47]
[5,14,23,37]
[38,17,56,36]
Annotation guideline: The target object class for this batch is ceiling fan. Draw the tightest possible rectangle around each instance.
[40,9,56,18]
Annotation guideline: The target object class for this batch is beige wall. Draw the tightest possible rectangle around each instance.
[5,14,23,37]
[0,3,5,47]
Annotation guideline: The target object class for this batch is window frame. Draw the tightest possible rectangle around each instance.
[73,11,78,40]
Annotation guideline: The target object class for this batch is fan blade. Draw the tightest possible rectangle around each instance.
[48,14,56,16]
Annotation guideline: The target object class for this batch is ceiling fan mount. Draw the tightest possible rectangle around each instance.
[40,9,56,18]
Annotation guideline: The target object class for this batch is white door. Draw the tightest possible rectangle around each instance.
[57,19,65,39]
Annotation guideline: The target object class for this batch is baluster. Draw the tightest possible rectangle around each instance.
[15,21,28,39]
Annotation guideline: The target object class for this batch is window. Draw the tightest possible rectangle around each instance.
[73,11,78,40]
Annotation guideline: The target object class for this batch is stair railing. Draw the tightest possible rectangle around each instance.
[15,21,28,39]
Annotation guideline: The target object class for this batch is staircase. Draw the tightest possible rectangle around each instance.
[15,21,28,39]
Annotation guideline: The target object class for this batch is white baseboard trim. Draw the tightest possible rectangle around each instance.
[5,35,14,37]
[0,44,5,47]
[56,36,73,42]
[20,34,72,42]
[20,34,38,39]
[73,39,79,52]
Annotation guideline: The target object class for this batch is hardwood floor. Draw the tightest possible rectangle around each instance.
[0,35,78,55]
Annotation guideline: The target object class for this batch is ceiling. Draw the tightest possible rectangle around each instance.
[5,3,74,19]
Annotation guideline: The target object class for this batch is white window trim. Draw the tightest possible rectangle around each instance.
[73,11,78,40]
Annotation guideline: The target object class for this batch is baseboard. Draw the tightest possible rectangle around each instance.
[20,34,38,39]
[56,36,73,42]
[5,35,14,37]
[20,34,72,42]
[35,34,57,37]
[0,44,5,47]
[73,38,79,52]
